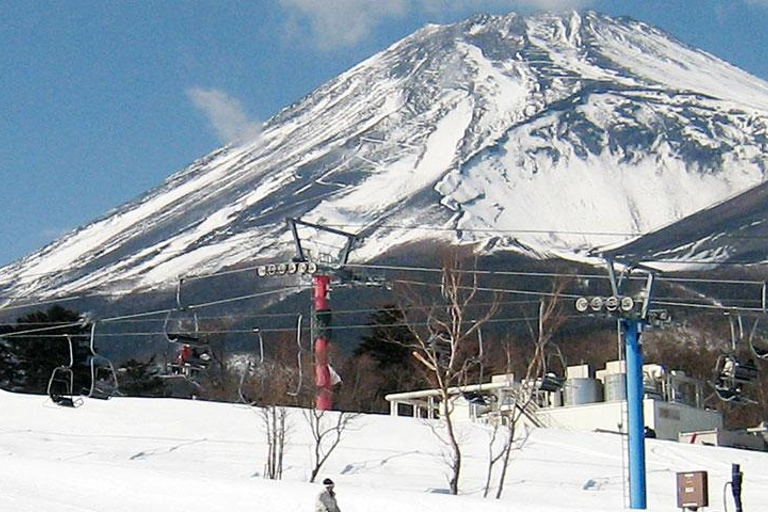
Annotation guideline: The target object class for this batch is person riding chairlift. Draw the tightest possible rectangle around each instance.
[173,344,193,374]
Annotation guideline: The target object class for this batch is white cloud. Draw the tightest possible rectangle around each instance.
[279,0,408,50]
[521,0,593,8]
[422,0,592,13]
[186,87,262,144]
[280,0,593,49]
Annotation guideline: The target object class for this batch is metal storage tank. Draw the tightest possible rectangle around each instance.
[671,378,696,406]
[604,373,626,402]
[564,378,602,405]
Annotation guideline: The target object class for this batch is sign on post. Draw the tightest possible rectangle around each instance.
[676,471,708,510]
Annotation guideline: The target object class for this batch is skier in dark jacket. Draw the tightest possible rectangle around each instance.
[315,478,341,512]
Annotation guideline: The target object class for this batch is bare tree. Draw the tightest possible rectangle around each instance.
[397,256,499,495]
[483,411,532,498]
[261,404,290,480]
[304,406,359,482]
[484,280,567,499]
[481,339,537,499]
[237,341,306,481]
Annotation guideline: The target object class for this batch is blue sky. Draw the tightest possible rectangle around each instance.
[1,0,767,267]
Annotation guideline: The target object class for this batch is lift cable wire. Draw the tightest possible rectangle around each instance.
[4,295,763,333]
[5,313,603,339]
[2,254,768,307]
[0,299,551,338]
[0,284,309,323]
[344,262,768,287]
[0,264,765,322]
[0,183,353,283]
[3,245,764,295]
[2,276,766,335]
[97,285,311,324]
[1,286,310,338]
[73,298,545,325]
[321,222,768,243]
[8,302,768,341]
[0,293,110,313]
[0,320,87,338]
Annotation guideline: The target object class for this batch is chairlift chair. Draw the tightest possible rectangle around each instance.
[538,343,567,393]
[88,359,120,399]
[750,335,768,361]
[723,313,768,361]
[712,353,758,403]
[735,315,768,360]
[287,314,305,398]
[164,278,210,347]
[539,371,566,393]
[47,335,83,408]
[462,391,489,406]
[163,310,213,376]
[237,358,257,404]
[710,315,762,402]
[166,332,204,344]
[164,314,206,346]
[167,343,213,376]
[85,323,120,400]
[184,345,213,368]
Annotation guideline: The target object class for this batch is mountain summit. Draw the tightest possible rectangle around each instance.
[3,11,768,300]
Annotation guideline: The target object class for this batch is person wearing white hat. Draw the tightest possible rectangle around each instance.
[315,478,341,512]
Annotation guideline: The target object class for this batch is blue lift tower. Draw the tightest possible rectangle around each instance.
[574,260,666,510]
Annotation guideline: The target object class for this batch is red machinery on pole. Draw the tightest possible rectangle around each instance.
[313,274,333,410]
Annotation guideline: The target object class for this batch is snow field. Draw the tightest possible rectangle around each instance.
[1,390,767,511]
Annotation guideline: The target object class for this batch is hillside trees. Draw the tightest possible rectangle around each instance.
[0,306,90,394]
[116,357,168,397]
[355,305,414,367]
[337,304,427,413]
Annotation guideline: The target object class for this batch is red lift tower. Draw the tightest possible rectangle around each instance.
[288,218,357,411]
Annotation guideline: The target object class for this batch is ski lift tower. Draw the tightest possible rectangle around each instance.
[288,218,357,411]
[574,259,669,510]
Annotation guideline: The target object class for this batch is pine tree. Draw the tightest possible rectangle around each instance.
[116,357,168,397]
[0,306,89,394]
[354,304,414,367]
[337,305,426,413]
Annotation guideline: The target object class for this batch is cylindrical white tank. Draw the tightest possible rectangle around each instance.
[564,378,602,405]
[604,373,626,402]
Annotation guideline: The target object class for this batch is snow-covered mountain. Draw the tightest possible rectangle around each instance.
[3,10,768,300]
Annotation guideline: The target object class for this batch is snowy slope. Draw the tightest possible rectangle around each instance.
[1,389,767,512]
[2,10,768,300]
[602,179,768,269]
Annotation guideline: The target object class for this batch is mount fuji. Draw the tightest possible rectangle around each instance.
[3,10,768,303]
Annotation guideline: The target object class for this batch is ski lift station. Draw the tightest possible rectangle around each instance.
[385,360,724,442]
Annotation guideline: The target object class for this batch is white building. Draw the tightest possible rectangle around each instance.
[385,360,723,441]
